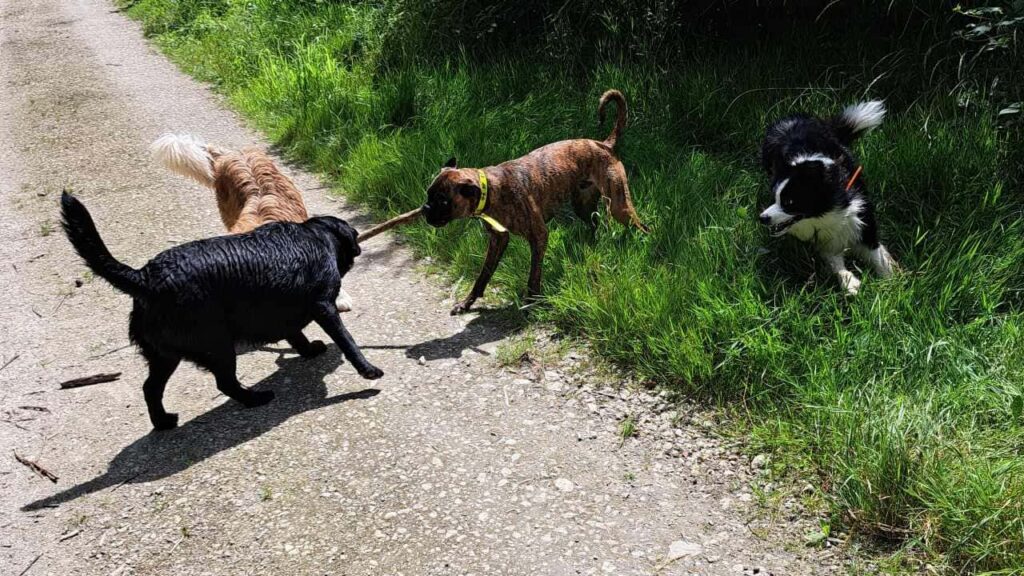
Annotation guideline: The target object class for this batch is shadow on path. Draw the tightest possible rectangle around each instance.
[356,309,523,361]
[406,310,522,360]
[22,347,379,511]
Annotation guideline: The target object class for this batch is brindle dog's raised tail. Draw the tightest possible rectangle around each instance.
[596,90,646,232]
[598,89,627,150]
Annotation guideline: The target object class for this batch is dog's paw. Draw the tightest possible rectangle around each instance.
[151,412,179,431]
[842,275,862,296]
[336,289,354,313]
[450,301,473,315]
[241,390,275,408]
[299,340,328,359]
[358,364,384,380]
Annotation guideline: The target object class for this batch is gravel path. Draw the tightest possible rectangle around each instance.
[0,1,850,574]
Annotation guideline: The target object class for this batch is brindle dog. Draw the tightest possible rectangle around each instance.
[423,90,648,315]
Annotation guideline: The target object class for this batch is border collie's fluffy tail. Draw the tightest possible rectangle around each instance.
[831,100,886,145]
[150,133,220,188]
[598,90,627,150]
[61,192,147,297]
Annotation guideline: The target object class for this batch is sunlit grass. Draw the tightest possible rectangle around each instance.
[124,0,1024,570]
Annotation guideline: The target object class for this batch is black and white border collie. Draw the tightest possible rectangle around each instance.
[759,100,896,295]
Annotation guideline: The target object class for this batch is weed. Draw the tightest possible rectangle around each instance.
[804,520,831,548]
[496,334,535,367]
[68,513,88,529]
[619,415,637,443]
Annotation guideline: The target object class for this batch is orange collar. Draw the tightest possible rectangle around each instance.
[845,165,863,191]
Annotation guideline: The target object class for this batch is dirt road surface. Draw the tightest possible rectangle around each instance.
[0,1,848,574]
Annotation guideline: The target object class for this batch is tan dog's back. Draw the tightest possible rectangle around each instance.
[213,147,308,233]
[151,134,309,233]
[153,133,355,312]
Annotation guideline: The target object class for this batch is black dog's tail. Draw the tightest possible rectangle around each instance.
[831,100,886,145]
[598,89,627,150]
[61,191,147,297]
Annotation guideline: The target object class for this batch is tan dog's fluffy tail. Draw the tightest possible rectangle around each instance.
[150,133,222,188]
[598,90,627,150]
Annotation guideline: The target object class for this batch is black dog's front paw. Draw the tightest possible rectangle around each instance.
[299,340,327,359]
[358,364,384,380]
[450,300,473,315]
[240,390,275,408]
[151,412,179,431]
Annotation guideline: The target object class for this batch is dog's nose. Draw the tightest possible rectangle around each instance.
[759,214,771,225]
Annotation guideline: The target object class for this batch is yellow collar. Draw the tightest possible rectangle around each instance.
[473,169,507,233]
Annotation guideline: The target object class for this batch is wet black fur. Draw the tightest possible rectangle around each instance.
[61,192,382,431]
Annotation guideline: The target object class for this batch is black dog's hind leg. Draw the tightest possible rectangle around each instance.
[452,229,510,315]
[142,354,181,430]
[312,303,383,379]
[203,348,275,408]
[286,332,327,359]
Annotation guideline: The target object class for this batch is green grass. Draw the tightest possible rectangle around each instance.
[122,0,1024,571]
[496,333,536,367]
[619,415,637,444]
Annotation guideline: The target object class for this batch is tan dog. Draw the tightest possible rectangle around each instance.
[151,134,353,312]
[423,90,647,314]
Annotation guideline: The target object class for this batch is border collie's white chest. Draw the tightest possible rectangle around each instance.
[787,198,865,254]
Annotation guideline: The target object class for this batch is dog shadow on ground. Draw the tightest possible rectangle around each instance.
[21,347,379,511]
[359,309,523,361]
[406,312,516,361]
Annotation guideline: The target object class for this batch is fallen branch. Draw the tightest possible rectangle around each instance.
[50,294,70,315]
[0,354,20,373]
[58,372,121,390]
[357,208,423,243]
[17,552,41,576]
[13,452,58,483]
[1,418,30,432]
[87,343,132,360]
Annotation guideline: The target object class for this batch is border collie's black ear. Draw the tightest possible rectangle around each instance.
[443,157,457,169]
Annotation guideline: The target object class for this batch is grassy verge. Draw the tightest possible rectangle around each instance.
[123,0,1024,571]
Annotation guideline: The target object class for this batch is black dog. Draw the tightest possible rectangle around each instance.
[61,192,382,430]
[758,101,896,295]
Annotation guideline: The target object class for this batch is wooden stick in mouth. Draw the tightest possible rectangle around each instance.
[357,207,423,243]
